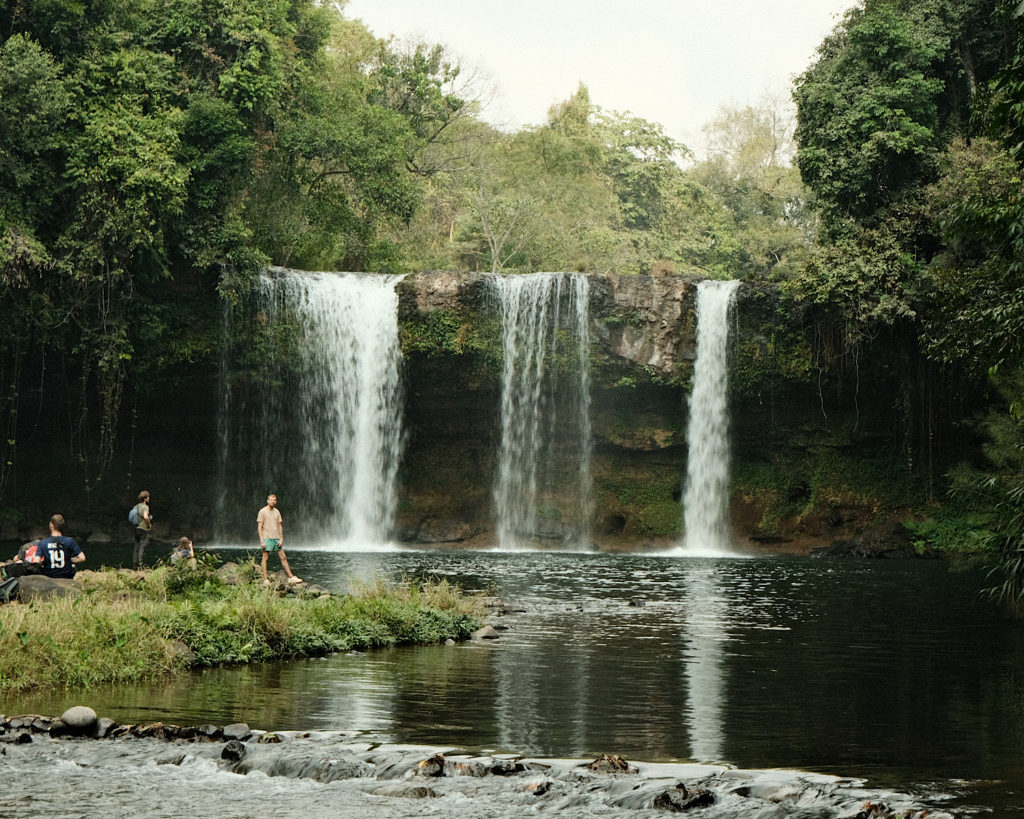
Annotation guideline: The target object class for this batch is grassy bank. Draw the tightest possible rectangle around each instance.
[0,561,484,694]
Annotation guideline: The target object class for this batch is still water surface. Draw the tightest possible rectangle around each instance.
[7,549,1024,815]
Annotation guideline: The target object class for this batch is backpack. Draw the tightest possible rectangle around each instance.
[128,504,140,526]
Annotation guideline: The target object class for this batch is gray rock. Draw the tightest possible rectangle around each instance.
[169,640,198,665]
[61,706,98,733]
[610,780,715,811]
[415,518,477,544]
[811,522,934,559]
[223,722,252,741]
[31,717,52,732]
[216,562,243,586]
[472,625,500,640]
[448,759,488,777]
[371,753,422,781]
[652,785,715,811]
[221,740,247,762]
[94,717,118,738]
[488,758,527,776]
[370,783,438,799]
[17,575,82,602]
[585,753,637,774]
[134,723,169,738]
[416,752,445,777]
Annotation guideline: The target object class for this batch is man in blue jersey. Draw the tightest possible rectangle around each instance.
[37,514,86,578]
[1,515,84,579]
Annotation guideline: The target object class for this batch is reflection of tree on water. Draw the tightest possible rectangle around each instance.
[492,620,589,755]
[488,605,695,759]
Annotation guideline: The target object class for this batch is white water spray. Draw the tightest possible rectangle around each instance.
[679,279,741,556]
[234,269,406,546]
[490,273,592,551]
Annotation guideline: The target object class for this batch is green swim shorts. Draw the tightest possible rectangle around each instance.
[263,538,281,552]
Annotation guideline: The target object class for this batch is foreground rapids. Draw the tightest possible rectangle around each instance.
[2,714,957,818]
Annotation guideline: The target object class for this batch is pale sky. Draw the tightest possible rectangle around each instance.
[343,0,857,154]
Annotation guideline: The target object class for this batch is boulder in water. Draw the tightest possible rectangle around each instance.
[416,752,445,777]
[811,522,936,559]
[585,753,637,774]
[221,740,247,762]
[370,782,438,799]
[223,723,252,741]
[61,706,97,734]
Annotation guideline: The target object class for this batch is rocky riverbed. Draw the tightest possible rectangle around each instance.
[2,710,960,818]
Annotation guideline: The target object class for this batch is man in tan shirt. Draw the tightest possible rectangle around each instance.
[257,494,302,585]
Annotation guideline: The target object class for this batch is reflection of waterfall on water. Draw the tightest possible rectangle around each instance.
[681,564,728,763]
[218,269,405,546]
[679,280,741,556]
[489,273,592,551]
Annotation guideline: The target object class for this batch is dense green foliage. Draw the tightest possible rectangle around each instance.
[1,0,1023,604]
[791,0,1024,604]
[0,0,471,491]
[0,561,482,692]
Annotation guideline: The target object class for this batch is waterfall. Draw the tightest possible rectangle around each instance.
[490,273,592,550]
[679,279,741,556]
[219,268,405,546]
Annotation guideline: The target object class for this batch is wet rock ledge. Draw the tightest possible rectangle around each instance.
[1,709,957,817]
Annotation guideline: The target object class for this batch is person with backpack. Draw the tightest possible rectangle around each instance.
[170,536,195,567]
[4,515,85,580]
[131,490,152,569]
[0,540,43,580]
[37,514,86,578]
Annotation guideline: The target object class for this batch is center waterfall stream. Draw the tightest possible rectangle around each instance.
[7,273,1022,816]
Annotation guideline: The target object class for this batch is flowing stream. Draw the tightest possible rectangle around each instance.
[679,279,741,556]
[489,273,592,550]
[217,269,406,545]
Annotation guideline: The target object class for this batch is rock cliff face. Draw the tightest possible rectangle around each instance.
[587,272,698,380]
[398,270,699,381]
[4,271,920,556]
[393,272,699,551]
[391,272,918,554]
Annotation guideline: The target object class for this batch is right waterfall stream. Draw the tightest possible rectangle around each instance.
[679,279,741,556]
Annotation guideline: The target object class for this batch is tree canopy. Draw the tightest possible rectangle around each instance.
[1,0,1022,600]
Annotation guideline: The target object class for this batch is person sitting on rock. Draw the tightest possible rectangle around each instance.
[14,541,41,563]
[36,514,86,579]
[1,540,44,578]
[170,536,196,567]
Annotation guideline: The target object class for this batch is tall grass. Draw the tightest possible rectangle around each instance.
[0,564,483,694]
